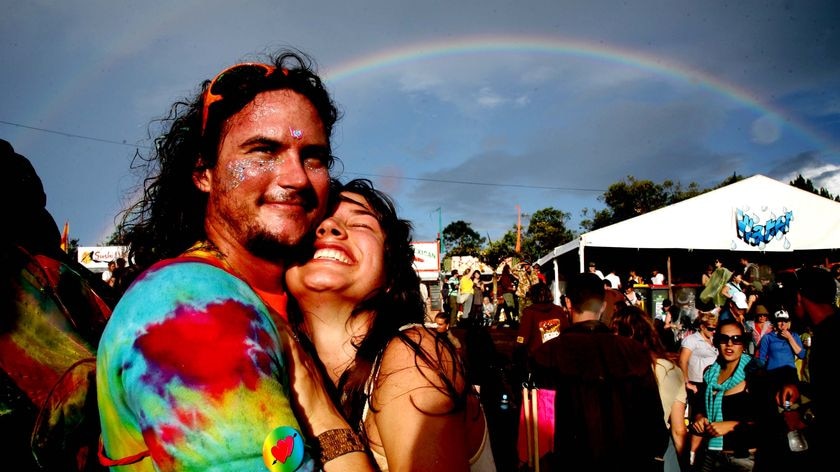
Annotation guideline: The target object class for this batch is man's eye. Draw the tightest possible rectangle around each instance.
[303,152,333,169]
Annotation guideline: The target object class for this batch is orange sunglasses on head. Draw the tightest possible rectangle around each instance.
[200,62,282,136]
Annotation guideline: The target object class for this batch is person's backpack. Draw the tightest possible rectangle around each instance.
[1,245,114,471]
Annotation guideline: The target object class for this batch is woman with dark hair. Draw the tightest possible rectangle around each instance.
[286,179,495,471]
[689,318,759,471]
[611,305,688,472]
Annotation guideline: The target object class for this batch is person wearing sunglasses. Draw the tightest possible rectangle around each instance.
[690,318,759,471]
[678,311,718,465]
[97,50,371,470]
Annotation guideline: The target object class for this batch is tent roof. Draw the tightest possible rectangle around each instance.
[538,175,840,265]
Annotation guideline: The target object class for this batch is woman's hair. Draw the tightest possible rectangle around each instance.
[610,305,669,361]
[290,178,465,429]
[118,49,341,272]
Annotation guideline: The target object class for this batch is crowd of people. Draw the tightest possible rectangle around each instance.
[3,46,839,472]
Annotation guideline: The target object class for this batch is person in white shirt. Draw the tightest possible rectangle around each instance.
[651,268,665,285]
[587,261,604,279]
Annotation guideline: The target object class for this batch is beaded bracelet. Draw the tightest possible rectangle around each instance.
[315,428,366,464]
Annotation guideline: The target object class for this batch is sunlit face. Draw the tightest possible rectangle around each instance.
[196,90,331,255]
[434,318,449,333]
[716,323,745,362]
[700,321,717,341]
[285,192,386,304]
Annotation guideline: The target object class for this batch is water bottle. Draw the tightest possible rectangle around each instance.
[784,400,809,452]
[500,393,510,411]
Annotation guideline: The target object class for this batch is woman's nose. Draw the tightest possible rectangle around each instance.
[316,218,345,237]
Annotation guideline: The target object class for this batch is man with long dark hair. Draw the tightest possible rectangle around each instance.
[97,50,369,470]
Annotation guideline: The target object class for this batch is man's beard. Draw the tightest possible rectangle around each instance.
[244,228,315,263]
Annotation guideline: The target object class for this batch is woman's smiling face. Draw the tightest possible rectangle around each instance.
[285,191,386,303]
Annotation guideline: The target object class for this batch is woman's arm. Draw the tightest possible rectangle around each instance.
[372,329,472,471]
[670,400,688,458]
[678,347,696,393]
[278,323,374,471]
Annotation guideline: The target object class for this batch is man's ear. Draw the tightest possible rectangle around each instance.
[193,159,212,192]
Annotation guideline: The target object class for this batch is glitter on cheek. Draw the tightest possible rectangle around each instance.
[225,159,280,189]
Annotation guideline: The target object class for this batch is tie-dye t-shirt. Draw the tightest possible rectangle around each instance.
[96,257,314,471]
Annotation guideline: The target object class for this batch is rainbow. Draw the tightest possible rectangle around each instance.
[322,34,836,151]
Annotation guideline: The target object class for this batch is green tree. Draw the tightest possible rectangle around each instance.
[522,208,575,262]
[581,176,705,231]
[442,220,484,257]
[483,228,518,268]
[790,174,839,201]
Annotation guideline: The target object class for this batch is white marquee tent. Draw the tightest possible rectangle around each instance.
[537,175,840,291]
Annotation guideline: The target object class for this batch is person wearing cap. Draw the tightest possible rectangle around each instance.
[751,309,807,471]
[718,290,755,325]
[771,266,840,469]
[757,310,805,376]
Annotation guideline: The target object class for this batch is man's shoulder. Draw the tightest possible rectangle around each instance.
[534,327,650,374]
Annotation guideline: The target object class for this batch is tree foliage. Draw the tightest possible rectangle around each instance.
[522,208,574,261]
[483,227,519,268]
[790,173,839,201]
[581,176,703,231]
[442,220,484,256]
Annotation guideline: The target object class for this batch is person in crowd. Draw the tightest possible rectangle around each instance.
[611,305,688,472]
[470,270,486,326]
[433,311,462,353]
[459,268,477,322]
[447,269,461,325]
[102,260,117,287]
[651,268,666,285]
[679,311,719,464]
[2,138,116,470]
[495,263,517,324]
[689,318,759,471]
[700,259,731,309]
[627,269,644,285]
[109,256,130,294]
[701,264,715,287]
[720,271,745,301]
[532,272,667,471]
[481,295,496,327]
[419,282,432,322]
[772,266,838,469]
[757,309,805,378]
[739,256,762,293]
[285,179,495,471]
[587,261,604,279]
[656,299,679,352]
[96,51,369,470]
[831,263,840,308]
[604,268,621,290]
[718,290,754,325]
[513,282,569,377]
[745,304,772,357]
[750,308,806,471]
[622,280,642,306]
[533,262,547,284]
[514,262,539,320]
[600,277,626,327]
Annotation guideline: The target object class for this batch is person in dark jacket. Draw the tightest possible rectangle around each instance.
[533,272,668,471]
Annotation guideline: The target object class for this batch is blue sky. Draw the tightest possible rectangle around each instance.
[2,0,838,250]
